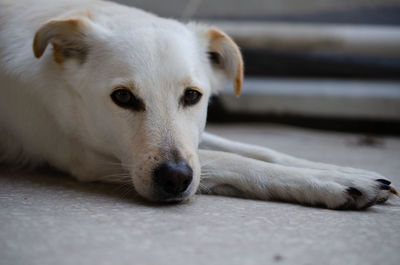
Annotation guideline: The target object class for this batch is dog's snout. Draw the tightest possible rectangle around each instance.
[153,161,193,197]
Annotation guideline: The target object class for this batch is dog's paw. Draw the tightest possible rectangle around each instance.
[338,180,396,209]
[312,173,398,210]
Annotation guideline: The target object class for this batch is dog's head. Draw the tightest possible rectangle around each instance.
[33,11,243,202]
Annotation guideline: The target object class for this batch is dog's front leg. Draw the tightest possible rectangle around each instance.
[198,150,396,209]
[201,132,383,178]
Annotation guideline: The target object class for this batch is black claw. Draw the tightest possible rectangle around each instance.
[376,179,391,185]
[379,184,391,190]
[347,187,363,197]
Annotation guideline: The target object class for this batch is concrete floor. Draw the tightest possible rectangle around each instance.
[1,125,400,265]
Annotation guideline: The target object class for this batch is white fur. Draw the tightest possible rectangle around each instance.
[0,0,396,209]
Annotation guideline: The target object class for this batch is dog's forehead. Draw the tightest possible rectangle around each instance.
[104,24,205,87]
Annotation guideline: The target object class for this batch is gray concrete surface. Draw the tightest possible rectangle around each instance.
[1,125,400,265]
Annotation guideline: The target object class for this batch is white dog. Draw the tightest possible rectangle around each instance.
[0,0,397,209]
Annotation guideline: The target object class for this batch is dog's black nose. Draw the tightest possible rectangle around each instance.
[153,161,193,197]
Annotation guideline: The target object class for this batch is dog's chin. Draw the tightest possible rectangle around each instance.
[149,185,196,204]
[152,191,193,204]
[155,197,186,204]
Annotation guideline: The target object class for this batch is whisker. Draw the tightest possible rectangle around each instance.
[97,172,131,184]
[111,183,135,199]
[198,182,212,194]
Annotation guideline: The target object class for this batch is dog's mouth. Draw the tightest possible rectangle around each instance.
[151,181,195,203]
[153,194,191,204]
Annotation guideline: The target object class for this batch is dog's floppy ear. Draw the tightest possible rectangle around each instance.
[33,19,90,65]
[205,27,243,97]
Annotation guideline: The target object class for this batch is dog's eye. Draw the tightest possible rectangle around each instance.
[182,89,202,107]
[112,89,132,104]
[111,88,145,111]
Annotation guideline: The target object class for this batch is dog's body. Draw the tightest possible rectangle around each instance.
[0,0,396,209]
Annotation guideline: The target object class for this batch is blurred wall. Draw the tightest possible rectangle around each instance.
[112,0,400,24]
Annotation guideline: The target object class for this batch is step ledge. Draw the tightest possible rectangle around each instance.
[219,78,400,120]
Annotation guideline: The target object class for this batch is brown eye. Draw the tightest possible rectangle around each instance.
[111,88,145,111]
[112,89,132,104]
[182,89,202,107]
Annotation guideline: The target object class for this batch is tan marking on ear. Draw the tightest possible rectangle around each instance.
[33,19,81,58]
[206,28,225,47]
[52,43,64,66]
[33,32,47,59]
[206,27,243,97]
[234,60,243,98]
[33,19,88,66]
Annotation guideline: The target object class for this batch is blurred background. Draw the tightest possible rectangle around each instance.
[114,0,400,135]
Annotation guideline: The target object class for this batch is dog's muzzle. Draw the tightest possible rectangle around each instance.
[152,160,193,202]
